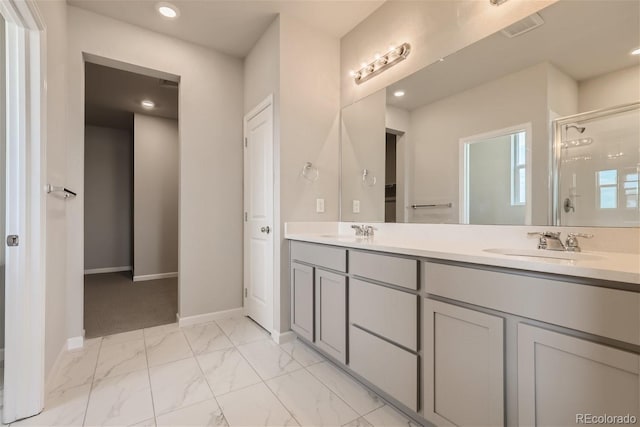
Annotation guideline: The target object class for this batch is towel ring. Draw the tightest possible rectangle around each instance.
[362,169,377,187]
[302,162,319,182]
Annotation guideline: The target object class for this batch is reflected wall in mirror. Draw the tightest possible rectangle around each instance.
[340,0,640,226]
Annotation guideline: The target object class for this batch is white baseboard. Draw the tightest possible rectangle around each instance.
[133,272,178,282]
[177,307,244,327]
[84,266,132,275]
[271,330,295,344]
[66,336,84,351]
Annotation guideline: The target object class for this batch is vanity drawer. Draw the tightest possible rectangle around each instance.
[290,241,347,273]
[350,278,418,351]
[350,325,418,411]
[350,250,418,290]
[424,261,640,346]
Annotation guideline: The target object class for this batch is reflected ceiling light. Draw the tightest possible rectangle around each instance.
[157,2,179,18]
[353,43,411,85]
[393,90,405,97]
[631,48,640,56]
[141,99,155,109]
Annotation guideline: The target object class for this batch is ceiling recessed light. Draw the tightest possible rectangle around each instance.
[393,90,405,97]
[157,2,179,19]
[631,47,640,56]
[141,100,155,109]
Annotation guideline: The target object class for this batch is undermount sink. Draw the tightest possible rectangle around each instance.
[483,248,603,261]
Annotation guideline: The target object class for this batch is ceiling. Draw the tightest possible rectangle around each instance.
[387,0,640,111]
[85,62,179,130]
[67,0,385,58]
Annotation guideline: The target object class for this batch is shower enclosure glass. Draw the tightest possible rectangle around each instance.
[553,103,640,227]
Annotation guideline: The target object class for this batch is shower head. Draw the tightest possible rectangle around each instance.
[566,124,586,133]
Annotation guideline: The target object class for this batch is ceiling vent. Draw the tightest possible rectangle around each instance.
[501,13,544,38]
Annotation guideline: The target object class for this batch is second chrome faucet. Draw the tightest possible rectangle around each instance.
[351,224,376,238]
[527,231,593,252]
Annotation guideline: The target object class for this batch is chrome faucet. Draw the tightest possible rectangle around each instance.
[564,232,593,252]
[528,231,594,252]
[363,225,376,237]
[351,224,377,237]
[527,231,566,251]
[351,224,365,237]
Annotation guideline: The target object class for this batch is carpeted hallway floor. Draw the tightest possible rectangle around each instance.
[84,271,178,338]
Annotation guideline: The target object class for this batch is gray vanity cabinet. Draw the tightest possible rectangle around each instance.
[315,269,347,363]
[290,241,348,364]
[348,250,420,412]
[423,298,505,427]
[518,324,640,426]
[290,262,314,341]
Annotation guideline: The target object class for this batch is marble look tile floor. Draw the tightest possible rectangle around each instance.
[10,316,419,427]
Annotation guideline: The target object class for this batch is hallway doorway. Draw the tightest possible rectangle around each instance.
[83,61,179,337]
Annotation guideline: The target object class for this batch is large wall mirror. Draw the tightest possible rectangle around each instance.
[340,0,640,227]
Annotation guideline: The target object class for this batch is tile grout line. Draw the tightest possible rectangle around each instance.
[81,337,104,427]
[304,359,384,420]
[214,318,304,427]
[181,323,230,426]
[143,328,159,426]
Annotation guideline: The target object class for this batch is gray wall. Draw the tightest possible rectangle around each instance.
[84,125,133,271]
[133,114,179,278]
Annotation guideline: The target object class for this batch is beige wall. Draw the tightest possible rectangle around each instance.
[278,15,341,332]
[84,125,133,271]
[36,0,70,375]
[579,65,640,112]
[340,0,557,107]
[244,14,340,332]
[67,6,244,338]
[341,89,386,222]
[133,115,179,278]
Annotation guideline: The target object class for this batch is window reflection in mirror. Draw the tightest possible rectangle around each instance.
[461,125,531,225]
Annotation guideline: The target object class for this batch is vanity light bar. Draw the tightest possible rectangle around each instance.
[353,43,411,85]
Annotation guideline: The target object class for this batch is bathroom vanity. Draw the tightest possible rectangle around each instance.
[286,223,640,427]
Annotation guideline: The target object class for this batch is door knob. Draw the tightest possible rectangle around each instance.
[260,226,271,234]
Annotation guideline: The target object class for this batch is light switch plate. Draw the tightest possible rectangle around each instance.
[316,198,325,213]
[352,200,360,213]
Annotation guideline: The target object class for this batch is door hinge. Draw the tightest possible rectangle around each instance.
[244,288,248,298]
[6,235,19,247]
[244,138,247,147]
[244,212,248,222]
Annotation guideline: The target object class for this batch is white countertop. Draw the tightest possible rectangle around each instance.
[285,223,640,285]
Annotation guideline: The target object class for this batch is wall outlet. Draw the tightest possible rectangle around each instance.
[352,200,360,213]
[316,198,325,213]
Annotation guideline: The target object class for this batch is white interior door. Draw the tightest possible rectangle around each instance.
[0,2,46,422]
[243,96,274,332]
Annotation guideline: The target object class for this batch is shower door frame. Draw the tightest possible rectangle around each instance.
[0,0,46,423]
[551,101,640,226]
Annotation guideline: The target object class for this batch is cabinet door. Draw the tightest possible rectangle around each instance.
[315,269,347,363]
[290,262,314,341]
[424,299,505,427]
[518,324,640,426]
